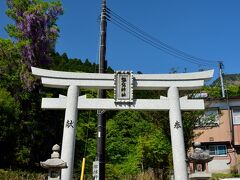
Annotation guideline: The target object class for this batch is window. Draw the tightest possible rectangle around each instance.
[209,145,227,156]
[196,108,219,127]
[232,107,240,125]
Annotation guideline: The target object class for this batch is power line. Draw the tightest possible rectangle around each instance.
[107,8,217,66]
[106,8,218,67]
[108,8,215,65]
[109,17,215,67]
[109,18,208,66]
[108,11,216,67]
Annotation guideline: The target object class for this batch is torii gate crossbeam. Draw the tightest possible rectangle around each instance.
[32,67,213,180]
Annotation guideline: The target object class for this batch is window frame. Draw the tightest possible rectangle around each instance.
[196,108,220,127]
[232,107,240,125]
[208,145,227,156]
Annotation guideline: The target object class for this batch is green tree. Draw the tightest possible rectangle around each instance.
[136,127,171,177]
[106,110,171,178]
[0,88,20,167]
[5,0,63,90]
[0,0,64,169]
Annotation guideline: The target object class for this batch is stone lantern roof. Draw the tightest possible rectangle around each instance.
[188,142,213,164]
[40,144,67,169]
[188,147,214,163]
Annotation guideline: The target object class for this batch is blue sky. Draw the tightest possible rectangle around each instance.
[1,1,240,81]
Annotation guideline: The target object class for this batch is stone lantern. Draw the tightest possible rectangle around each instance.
[40,144,67,180]
[188,142,213,180]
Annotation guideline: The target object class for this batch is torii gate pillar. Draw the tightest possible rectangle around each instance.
[168,86,188,179]
[61,85,79,180]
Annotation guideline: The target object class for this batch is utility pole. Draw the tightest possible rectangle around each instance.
[96,0,107,179]
[218,61,225,98]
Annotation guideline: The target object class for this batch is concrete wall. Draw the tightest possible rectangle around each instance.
[208,150,238,173]
[208,159,230,173]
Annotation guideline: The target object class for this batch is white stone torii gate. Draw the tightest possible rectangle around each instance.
[32,67,213,180]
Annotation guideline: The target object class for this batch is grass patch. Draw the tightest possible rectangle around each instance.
[0,169,46,180]
[212,173,240,180]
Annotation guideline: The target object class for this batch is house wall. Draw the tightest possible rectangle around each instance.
[193,107,239,173]
[234,125,240,145]
[194,110,232,143]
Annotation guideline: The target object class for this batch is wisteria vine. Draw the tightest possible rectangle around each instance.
[6,0,63,68]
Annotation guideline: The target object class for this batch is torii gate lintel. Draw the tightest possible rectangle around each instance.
[32,67,213,180]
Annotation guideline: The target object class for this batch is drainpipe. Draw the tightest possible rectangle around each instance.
[226,90,238,172]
